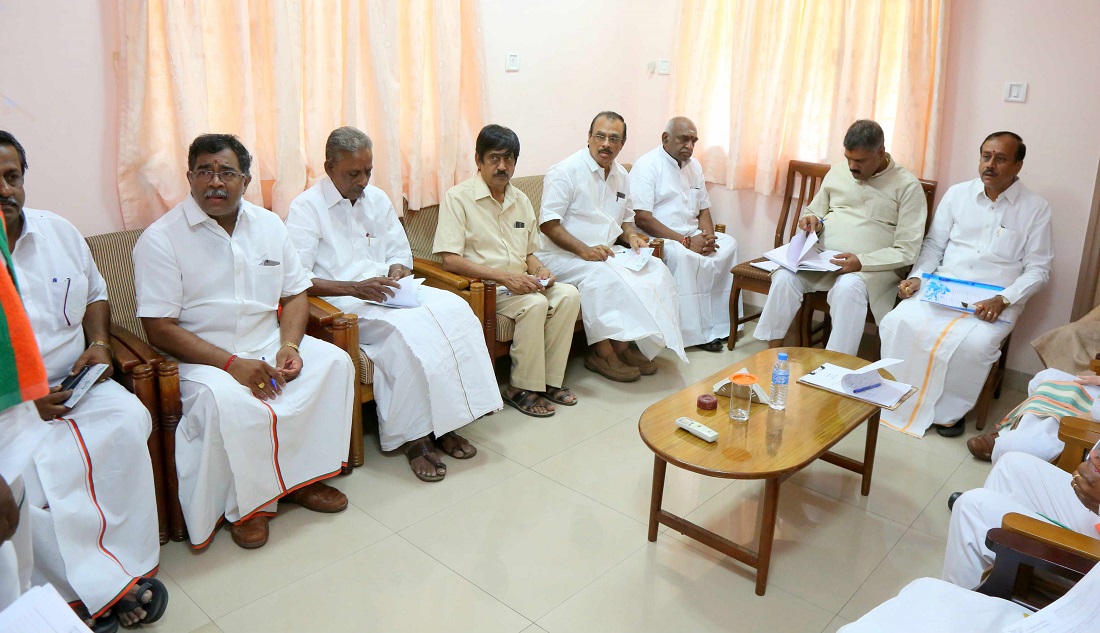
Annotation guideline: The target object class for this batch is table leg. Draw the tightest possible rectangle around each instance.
[648,455,668,542]
[755,477,781,596]
[861,410,880,496]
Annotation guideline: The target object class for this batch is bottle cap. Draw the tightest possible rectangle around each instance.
[696,394,718,410]
[777,352,788,361]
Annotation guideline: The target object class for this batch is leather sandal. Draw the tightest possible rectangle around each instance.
[966,432,998,462]
[541,385,577,406]
[114,576,169,626]
[405,437,446,482]
[283,482,348,513]
[436,431,477,459]
[503,388,555,418]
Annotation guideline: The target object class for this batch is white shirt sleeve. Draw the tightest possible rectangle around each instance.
[620,172,636,225]
[628,159,656,212]
[285,198,322,274]
[379,198,413,269]
[539,165,573,225]
[78,234,109,304]
[133,229,183,319]
[999,201,1053,305]
[279,229,313,297]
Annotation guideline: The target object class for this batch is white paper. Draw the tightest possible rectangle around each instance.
[839,358,902,393]
[364,275,424,308]
[61,364,109,409]
[763,233,842,273]
[919,273,1011,323]
[799,362,911,408]
[609,247,654,272]
[1000,563,1100,632]
[0,584,92,632]
[750,260,781,273]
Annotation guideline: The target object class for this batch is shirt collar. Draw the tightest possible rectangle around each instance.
[581,148,619,181]
[867,154,894,181]
[973,178,1022,204]
[183,194,254,228]
[658,146,682,169]
[17,209,45,240]
[472,175,516,207]
[321,177,352,209]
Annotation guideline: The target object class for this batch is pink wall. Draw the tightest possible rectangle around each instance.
[3,0,1097,374]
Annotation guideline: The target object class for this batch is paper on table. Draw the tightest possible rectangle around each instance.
[1000,562,1100,632]
[609,247,654,272]
[839,358,902,393]
[0,583,92,632]
[799,361,912,408]
[364,275,424,308]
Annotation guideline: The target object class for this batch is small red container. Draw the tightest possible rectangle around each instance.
[696,394,718,410]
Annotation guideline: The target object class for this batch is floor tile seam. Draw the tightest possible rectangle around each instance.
[908,457,981,527]
[778,477,914,532]
[532,539,651,628]
[518,416,638,470]
[155,567,221,627]
[518,468,650,529]
[378,465,533,533]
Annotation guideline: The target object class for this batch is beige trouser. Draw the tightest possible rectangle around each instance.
[496,282,581,392]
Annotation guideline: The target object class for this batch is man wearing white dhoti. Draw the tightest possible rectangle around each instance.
[754,120,927,355]
[536,111,687,382]
[435,124,581,418]
[287,127,501,482]
[881,132,1053,438]
[630,117,739,352]
[943,451,1100,589]
[3,132,167,630]
[136,134,354,550]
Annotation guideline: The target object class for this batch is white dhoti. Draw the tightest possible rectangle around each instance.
[661,233,739,347]
[754,270,869,355]
[538,248,687,361]
[943,452,1100,589]
[0,475,32,613]
[992,368,1098,464]
[880,298,1016,437]
[838,577,1030,633]
[343,286,502,452]
[175,335,354,548]
[0,400,43,612]
[21,382,158,616]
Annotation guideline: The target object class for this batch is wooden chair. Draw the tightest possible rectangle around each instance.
[302,297,363,469]
[726,160,830,349]
[975,415,1100,609]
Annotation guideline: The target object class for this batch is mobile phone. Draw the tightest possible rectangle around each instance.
[59,365,90,392]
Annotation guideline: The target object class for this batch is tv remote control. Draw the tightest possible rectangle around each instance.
[675,417,718,443]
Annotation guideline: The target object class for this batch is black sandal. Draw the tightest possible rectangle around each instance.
[404,438,446,482]
[541,386,577,406]
[115,576,169,627]
[502,389,555,418]
[436,432,477,459]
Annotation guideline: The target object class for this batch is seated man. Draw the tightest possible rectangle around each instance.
[630,117,739,352]
[754,119,926,355]
[435,124,581,418]
[3,131,166,628]
[881,132,1053,438]
[944,450,1100,590]
[287,126,500,479]
[135,134,355,550]
[536,111,687,382]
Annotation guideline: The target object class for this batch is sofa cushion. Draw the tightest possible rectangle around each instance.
[85,229,148,343]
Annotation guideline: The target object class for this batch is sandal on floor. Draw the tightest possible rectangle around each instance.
[541,386,577,406]
[405,438,446,482]
[436,431,478,459]
[502,388,555,418]
[115,576,169,627]
[75,606,119,633]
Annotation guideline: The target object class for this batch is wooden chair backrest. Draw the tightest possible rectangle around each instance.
[85,229,148,342]
[1055,416,1100,473]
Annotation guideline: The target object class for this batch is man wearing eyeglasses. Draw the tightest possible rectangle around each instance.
[1,130,168,628]
[630,116,740,353]
[287,126,501,481]
[135,134,355,550]
[435,124,582,418]
[535,111,687,382]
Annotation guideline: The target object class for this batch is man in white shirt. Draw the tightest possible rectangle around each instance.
[754,120,927,355]
[630,117,739,351]
[881,132,1053,438]
[287,127,500,481]
[536,111,687,382]
[135,134,355,550]
[2,132,166,628]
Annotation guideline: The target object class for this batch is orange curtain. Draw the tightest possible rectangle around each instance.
[116,0,487,228]
[671,0,947,195]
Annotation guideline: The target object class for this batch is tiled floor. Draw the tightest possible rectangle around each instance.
[147,326,1022,633]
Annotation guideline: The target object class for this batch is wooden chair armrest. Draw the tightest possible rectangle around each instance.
[110,324,165,365]
[1090,356,1100,374]
[413,257,471,291]
[308,296,345,328]
[1002,512,1100,562]
[1058,416,1100,447]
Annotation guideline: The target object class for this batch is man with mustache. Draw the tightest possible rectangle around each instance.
[880,132,1053,438]
[754,119,927,356]
[286,126,500,479]
[535,111,687,382]
[435,124,581,417]
[134,134,355,550]
[2,131,167,628]
[629,116,740,352]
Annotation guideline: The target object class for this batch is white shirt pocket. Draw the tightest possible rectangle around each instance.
[990,227,1024,261]
[250,262,284,304]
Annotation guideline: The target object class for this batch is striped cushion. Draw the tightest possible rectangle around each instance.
[511,175,545,213]
[496,313,516,342]
[357,349,374,385]
[403,205,442,263]
[85,229,148,342]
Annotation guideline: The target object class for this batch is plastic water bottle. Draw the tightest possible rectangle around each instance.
[769,352,789,410]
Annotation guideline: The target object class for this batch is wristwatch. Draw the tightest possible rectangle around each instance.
[997,295,1011,307]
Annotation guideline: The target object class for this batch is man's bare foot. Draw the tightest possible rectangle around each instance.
[504,386,554,415]
[405,437,446,482]
[117,584,151,626]
[437,431,477,459]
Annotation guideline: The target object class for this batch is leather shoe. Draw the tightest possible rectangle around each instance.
[947,491,963,512]
[935,418,966,438]
[966,432,998,462]
[619,347,658,375]
[231,515,270,549]
[283,482,348,513]
[584,352,641,382]
[696,338,724,353]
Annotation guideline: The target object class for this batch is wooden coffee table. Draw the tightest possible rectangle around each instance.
[638,347,887,595]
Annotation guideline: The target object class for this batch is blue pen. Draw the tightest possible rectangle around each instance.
[853,383,881,393]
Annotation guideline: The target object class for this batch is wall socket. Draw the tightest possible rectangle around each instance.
[505,53,520,72]
[1004,81,1027,103]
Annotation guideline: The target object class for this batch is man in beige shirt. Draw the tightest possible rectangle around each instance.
[435,125,581,418]
[754,119,927,354]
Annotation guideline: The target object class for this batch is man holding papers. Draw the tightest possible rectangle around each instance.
[288,127,501,482]
[537,111,686,382]
[754,120,927,355]
[880,132,1053,438]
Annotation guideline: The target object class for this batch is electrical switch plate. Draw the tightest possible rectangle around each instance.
[505,53,520,72]
[657,59,671,75]
[1004,82,1027,103]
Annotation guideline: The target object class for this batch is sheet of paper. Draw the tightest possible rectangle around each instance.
[763,242,842,273]
[750,260,781,273]
[839,358,902,392]
[799,362,911,408]
[0,584,92,632]
[62,363,109,408]
[609,247,654,272]
[786,230,818,268]
[920,273,1011,323]
[1000,563,1100,632]
[364,275,423,308]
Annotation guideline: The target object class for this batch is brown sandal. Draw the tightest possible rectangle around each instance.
[436,432,477,459]
[503,388,555,418]
[405,437,446,482]
[541,386,577,406]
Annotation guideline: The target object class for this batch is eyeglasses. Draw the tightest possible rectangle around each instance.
[590,133,624,146]
[191,169,246,183]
